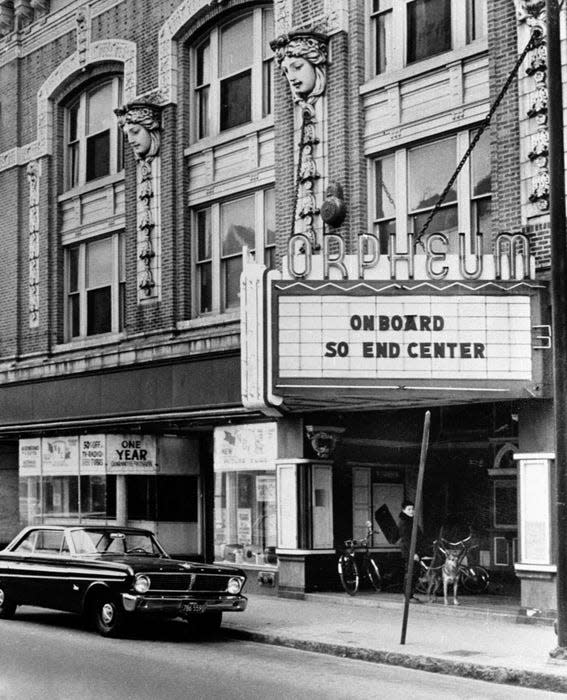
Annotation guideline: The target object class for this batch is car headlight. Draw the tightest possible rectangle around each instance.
[133,575,151,594]
[227,577,242,594]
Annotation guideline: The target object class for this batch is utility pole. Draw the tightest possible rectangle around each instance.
[546,0,567,656]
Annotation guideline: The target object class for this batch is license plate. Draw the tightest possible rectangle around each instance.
[182,602,205,614]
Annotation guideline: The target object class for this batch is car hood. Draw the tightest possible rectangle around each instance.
[86,555,246,577]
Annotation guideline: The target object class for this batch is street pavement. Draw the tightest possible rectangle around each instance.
[222,590,567,694]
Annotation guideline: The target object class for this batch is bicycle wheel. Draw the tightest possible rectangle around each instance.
[338,554,359,595]
[461,565,489,594]
[365,556,382,592]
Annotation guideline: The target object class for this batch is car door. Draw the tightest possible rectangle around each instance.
[23,529,69,611]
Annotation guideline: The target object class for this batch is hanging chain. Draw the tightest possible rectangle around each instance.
[290,109,311,239]
[414,29,541,250]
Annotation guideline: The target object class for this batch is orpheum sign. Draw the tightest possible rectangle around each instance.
[240,236,549,412]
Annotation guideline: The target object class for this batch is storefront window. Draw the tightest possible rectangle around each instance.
[214,470,277,566]
[19,477,42,526]
[42,476,79,520]
[80,475,116,519]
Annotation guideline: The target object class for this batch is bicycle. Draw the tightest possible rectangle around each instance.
[337,521,382,595]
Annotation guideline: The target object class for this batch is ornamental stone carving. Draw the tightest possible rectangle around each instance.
[271,31,328,109]
[516,0,549,211]
[26,160,40,328]
[115,102,162,300]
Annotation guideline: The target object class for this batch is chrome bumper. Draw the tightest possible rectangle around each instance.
[121,593,248,615]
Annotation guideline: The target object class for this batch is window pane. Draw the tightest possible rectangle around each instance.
[127,476,157,520]
[196,40,210,86]
[86,237,113,287]
[87,287,111,335]
[264,189,275,246]
[471,130,491,196]
[197,209,211,260]
[69,247,79,292]
[198,86,210,139]
[262,60,273,117]
[221,196,255,256]
[157,476,199,522]
[198,262,212,314]
[220,71,251,130]
[223,255,243,309]
[412,204,458,238]
[473,197,492,236]
[69,102,79,142]
[408,138,456,212]
[86,131,110,181]
[373,10,391,75]
[407,0,451,63]
[68,142,80,188]
[220,15,253,76]
[262,8,274,59]
[87,82,114,135]
[70,294,80,338]
[376,220,395,255]
[375,155,396,219]
[42,476,79,518]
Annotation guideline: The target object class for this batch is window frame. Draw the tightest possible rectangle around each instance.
[64,231,125,341]
[366,0,487,79]
[64,77,123,191]
[191,6,274,142]
[192,188,275,317]
[371,129,492,255]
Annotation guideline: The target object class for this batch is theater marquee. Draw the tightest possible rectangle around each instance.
[240,245,549,413]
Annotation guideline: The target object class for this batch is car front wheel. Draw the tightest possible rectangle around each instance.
[91,594,125,637]
[0,587,16,619]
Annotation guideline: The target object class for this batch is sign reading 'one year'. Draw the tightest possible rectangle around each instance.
[277,294,532,381]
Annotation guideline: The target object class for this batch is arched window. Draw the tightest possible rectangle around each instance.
[65,77,123,190]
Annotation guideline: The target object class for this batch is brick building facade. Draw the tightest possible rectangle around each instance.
[0,0,561,612]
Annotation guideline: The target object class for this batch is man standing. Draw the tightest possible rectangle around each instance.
[398,499,423,602]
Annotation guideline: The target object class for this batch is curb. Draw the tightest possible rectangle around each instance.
[224,627,567,694]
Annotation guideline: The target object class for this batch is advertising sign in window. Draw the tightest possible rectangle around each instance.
[42,436,79,476]
[106,435,157,474]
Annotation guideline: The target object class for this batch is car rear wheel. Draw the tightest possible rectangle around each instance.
[0,587,16,619]
[185,610,223,635]
[91,594,125,637]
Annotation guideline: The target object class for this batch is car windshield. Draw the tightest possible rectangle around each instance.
[71,529,164,557]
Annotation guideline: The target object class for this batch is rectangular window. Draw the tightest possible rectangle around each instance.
[407,0,451,64]
[66,233,125,340]
[193,188,275,316]
[221,195,256,309]
[196,40,210,139]
[374,155,396,253]
[470,129,491,238]
[214,470,277,565]
[220,72,252,131]
[371,130,491,254]
[196,209,212,314]
[370,0,393,75]
[65,77,122,191]
[193,9,273,141]
[408,137,457,238]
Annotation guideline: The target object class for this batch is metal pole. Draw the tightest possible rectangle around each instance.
[547,0,567,656]
[400,410,431,645]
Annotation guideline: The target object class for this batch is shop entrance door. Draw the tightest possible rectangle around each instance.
[373,483,403,549]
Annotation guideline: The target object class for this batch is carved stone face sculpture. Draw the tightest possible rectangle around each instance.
[271,32,328,106]
[114,102,161,160]
[280,55,317,100]
[122,122,152,159]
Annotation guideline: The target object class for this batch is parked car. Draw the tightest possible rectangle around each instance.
[0,525,247,637]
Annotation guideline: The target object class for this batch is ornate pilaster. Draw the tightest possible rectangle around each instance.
[27,160,40,328]
[515,0,549,211]
[271,32,329,250]
[14,0,33,30]
[115,102,162,301]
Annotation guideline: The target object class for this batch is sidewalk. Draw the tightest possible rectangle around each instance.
[222,590,567,693]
